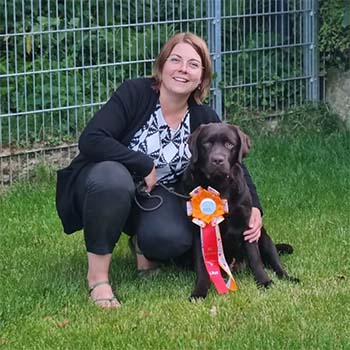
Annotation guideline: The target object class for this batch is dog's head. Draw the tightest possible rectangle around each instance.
[187,123,251,182]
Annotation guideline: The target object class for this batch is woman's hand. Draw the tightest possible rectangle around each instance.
[243,207,263,243]
[144,166,157,193]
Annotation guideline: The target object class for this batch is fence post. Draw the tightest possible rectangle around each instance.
[304,0,319,104]
[207,0,222,117]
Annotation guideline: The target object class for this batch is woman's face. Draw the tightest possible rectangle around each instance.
[160,42,203,99]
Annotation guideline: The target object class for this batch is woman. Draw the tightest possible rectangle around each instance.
[56,32,263,309]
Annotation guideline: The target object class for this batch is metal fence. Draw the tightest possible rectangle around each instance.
[0,0,319,185]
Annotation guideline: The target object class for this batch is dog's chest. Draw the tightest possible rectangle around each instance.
[220,193,251,234]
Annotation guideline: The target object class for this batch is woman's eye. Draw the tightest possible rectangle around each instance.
[169,57,180,64]
[188,61,200,69]
[225,142,234,149]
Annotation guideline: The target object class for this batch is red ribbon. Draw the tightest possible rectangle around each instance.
[201,224,229,294]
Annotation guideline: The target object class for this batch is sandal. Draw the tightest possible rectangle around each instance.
[89,281,121,309]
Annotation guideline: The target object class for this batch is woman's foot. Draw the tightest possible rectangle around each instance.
[89,281,121,309]
[129,236,159,275]
[87,253,120,309]
[136,251,159,271]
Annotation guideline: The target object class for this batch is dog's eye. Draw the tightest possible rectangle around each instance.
[225,142,235,149]
[203,142,212,148]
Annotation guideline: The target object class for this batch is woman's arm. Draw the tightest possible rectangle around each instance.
[78,80,154,177]
[241,163,263,215]
[241,163,263,242]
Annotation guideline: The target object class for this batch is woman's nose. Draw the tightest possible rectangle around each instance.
[178,61,188,72]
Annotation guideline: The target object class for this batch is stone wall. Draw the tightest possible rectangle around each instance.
[326,69,350,130]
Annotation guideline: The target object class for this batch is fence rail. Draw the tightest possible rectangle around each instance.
[0,0,319,185]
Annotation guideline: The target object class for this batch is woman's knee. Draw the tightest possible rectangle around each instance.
[86,161,135,197]
[138,226,193,261]
[81,161,136,226]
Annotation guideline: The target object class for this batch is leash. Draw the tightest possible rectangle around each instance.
[134,181,190,212]
[158,183,191,200]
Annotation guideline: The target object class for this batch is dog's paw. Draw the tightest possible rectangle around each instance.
[286,275,300,283]
[189,294,206,302]
[189,288,208,301]
[257,279,274,289]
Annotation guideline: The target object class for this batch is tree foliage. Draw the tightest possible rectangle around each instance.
[319,0,350,71]
[0,0,314,147]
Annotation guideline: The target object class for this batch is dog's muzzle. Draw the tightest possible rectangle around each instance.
[204,162,230,181]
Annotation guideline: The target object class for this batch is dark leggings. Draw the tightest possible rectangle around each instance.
[74,161,193,260]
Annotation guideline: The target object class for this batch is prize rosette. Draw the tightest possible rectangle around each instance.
[187,186,237,294]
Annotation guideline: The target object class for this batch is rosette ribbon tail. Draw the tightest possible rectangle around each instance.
[187,186,237,294]
[214,224,237,292]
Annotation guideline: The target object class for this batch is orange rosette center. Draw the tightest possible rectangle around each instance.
[190,187,225,225]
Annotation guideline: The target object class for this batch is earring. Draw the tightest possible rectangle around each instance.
[197,85,201,90]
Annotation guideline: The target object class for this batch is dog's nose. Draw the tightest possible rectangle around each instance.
[211,155,225,166]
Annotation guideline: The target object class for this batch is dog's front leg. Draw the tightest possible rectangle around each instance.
[190,230,211,300]
[244,242,273,288]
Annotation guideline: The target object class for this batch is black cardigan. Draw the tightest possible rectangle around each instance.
[56,78,262,234]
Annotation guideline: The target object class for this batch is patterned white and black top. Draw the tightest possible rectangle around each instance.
[128,103,191,183]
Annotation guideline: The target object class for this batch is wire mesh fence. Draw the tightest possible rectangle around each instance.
[221,0,319,118]
[0,0,319,185]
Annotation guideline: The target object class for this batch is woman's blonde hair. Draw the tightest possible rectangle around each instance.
[152,32,212,104]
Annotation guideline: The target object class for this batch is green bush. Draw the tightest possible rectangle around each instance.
[0,0,175,146]
[226,102,343,137]
[319,0,350,71]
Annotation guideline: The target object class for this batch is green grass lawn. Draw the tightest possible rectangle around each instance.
[1,132,349,350]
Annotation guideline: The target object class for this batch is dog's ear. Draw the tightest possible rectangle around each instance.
[187,125,205,163]
[229,124,251,163]
[237,127,251,163]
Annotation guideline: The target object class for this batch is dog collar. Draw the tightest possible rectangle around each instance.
[187,186,237,294]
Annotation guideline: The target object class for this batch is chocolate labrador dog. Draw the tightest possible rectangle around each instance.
[182,123,299,299]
